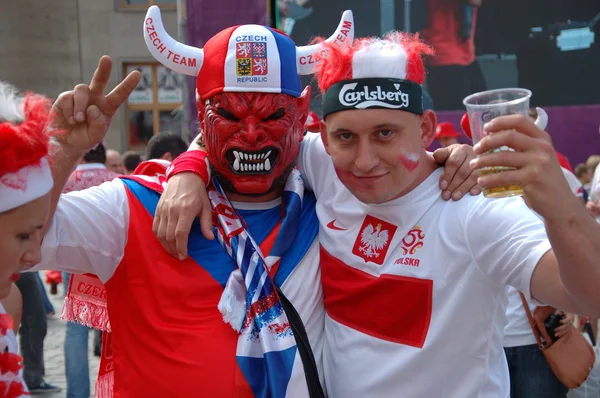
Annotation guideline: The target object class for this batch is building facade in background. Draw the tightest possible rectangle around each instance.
[0,0,180,152]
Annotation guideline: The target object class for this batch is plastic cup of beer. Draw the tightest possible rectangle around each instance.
[463,88,532,198]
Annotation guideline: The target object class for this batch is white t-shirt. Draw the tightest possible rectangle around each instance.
[591,163,600,200]
[297,133,551,398]
[503,166,584,348]
[34,179,325,380]
[590,163,600,222]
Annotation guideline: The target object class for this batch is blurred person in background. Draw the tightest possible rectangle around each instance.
[586,155,600,172]
[14,273,59,395]
[434,121,462,148]
[105,149,124,174]
[575,163,592,188]
[575,163,592,202]
[145,132,187,162]
[37,272,55,315]
[421,0,486,110]
[122,151,142,174]
[585,126,600,220]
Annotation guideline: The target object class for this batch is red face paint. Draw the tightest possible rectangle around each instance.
[399,152,420,171]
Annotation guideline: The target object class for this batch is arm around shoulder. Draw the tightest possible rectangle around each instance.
[296,133,335,195]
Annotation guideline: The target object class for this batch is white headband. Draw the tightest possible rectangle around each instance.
[0,158,53,213]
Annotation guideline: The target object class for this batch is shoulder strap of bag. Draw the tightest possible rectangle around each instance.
[276,285,325,398]
[519,292,545,349]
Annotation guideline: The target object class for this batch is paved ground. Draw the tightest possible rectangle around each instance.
[37,279,100,398]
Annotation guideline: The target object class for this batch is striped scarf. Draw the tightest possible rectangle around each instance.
[210,168,309,397]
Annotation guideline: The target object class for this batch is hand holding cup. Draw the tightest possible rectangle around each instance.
[470,113,579,220]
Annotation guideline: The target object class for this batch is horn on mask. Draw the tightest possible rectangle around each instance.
[295,10,354,76]
[143,6,204,76]
[533,107,548,131]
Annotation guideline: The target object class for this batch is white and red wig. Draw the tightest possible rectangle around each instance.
[0,82,53,213]
[313,32,434,118]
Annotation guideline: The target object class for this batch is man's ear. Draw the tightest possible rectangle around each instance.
[420,110,437,149]
[319,120,331,155]
[161,152,174,162]
[296,86,312,140]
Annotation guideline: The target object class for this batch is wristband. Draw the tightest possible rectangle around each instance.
[165,150,211,186]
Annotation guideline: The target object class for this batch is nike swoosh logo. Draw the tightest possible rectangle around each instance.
[327,219,348,231]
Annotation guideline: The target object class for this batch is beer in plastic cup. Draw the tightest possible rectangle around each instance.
[463,88,532,198]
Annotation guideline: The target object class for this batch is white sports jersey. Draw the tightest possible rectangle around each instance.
[297,133,551,397]
[590,163,600,223]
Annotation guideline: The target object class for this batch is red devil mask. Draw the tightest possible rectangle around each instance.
[198,88,311,194]
[143,6,354,195]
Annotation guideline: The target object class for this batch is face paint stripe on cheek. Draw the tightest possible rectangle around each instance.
[399,151,420,171]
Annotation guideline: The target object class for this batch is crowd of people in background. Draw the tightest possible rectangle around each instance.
[101,132,189,176]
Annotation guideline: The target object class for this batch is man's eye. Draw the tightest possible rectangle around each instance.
[18,234,31,241]
[217,108,240,122]
[339,132,354,140]
[263,108,285,122]
[378,130,393,138]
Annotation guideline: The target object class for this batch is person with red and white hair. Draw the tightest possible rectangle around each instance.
[305,31,600,397]
[161,31,600,396]
[0,81,57,397]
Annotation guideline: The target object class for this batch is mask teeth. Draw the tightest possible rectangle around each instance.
[231,151,274,173]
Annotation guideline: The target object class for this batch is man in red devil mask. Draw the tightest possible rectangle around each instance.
[29,7,353,397]
[31,6,477,398]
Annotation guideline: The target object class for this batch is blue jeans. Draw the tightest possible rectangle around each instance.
[63,272,90,398]
[504,344,568,398]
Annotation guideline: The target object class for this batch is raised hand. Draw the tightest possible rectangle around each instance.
[470,114,580,219]
[51,56,141,154]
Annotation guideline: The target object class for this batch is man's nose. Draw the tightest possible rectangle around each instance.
[354,140,380,173]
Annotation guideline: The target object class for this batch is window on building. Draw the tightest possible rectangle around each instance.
[124,62,184,149]
[120,0,177,10]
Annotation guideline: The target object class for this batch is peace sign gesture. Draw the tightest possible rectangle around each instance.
[52,56,141,153]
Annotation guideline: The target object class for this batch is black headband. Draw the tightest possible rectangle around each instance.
[322,77,423,118]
